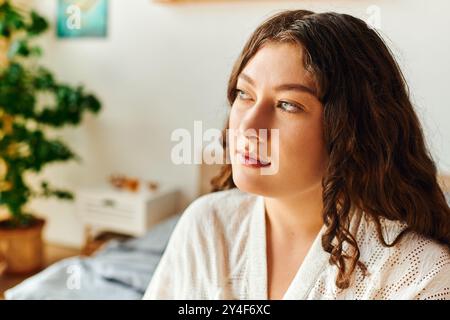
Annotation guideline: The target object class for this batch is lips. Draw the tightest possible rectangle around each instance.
[236,151,271,168]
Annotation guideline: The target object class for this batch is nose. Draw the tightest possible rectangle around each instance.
[237,99,272,151]
[237,99,271,141]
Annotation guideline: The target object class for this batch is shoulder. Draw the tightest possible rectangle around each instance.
[183,188,256,215]
[355,213,450,299]
[144,188,261,299]
[389,232,450,299]
[357,213,450,271]
[399,231,450,283]
[173,188,260,238]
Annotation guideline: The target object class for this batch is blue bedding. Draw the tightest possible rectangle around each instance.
[5,213,181,300]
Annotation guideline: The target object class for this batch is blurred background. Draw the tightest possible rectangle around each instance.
[32,0,450,248]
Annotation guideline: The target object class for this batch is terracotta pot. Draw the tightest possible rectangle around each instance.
[0,217,45,274]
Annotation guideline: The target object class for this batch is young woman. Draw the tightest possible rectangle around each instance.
[144,10,450,300]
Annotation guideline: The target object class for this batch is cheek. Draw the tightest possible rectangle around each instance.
[279,117,326,172]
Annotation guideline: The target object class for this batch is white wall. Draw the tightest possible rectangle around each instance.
[28,0,450,248]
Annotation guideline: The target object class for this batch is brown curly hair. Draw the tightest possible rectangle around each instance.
[211,10,450,289]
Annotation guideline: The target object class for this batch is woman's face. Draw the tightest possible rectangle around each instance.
[229,41,328,198]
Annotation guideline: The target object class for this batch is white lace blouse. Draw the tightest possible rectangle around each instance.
[143,188,450,300]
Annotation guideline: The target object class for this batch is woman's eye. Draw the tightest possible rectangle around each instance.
[277,101,303,113]
[236,89,251,100]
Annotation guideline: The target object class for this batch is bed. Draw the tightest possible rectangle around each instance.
[4,163,223,300]
[4,213,181,299]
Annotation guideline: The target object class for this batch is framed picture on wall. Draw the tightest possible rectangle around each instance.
[57,0,108,38]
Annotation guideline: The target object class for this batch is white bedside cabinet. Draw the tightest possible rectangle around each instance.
[76,187,180,237]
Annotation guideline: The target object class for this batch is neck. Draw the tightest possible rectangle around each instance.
[264,181,324,242]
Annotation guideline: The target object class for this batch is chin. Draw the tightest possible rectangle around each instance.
[232,168,277,197]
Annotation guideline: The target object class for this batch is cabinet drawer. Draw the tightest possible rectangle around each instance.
[82,196,138,219]
[76,188,179,236]
[78,195,142,231]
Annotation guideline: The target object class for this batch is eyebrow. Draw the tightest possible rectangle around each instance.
[238,72,317,97]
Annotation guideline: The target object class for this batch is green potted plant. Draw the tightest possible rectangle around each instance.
[0,0,101,274]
